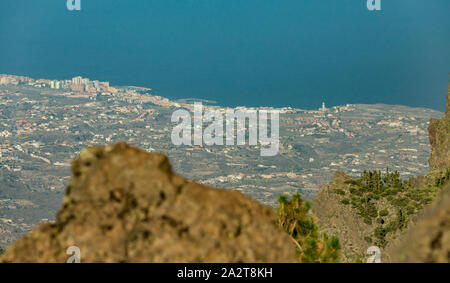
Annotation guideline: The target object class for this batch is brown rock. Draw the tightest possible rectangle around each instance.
[388,78,450,263]
[313,79,450,263]
[386,183,450,263]
[428,79,450,171]
[312,171,373,262]
[0,143,297,263]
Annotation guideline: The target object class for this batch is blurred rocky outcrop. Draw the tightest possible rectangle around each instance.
[0,143,297,263]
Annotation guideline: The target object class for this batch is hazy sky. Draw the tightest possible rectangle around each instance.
[0,0,449,110]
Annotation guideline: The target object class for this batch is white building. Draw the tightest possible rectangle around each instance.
[321,102,327,112]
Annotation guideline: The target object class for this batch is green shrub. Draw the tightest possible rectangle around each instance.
[338,168,444,250]
[367,203,378,218]
[434,167,450,186]
[374,226,388,247]
[406,205,415,215]
[344,179,360,186]
[385,221,395,232]
[395,209,407,231]
[379,209,389,217]
[321,235,341,263]
[277,193,341,263]
[392,197,409,207]
[334,189,346,196]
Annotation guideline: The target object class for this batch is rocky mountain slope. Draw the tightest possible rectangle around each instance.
[385,80,450,263]
[428,80,450,171]
[312,171,374,261]
[0,143,297,263]
[313,80,450,262]
[385,182,449,262]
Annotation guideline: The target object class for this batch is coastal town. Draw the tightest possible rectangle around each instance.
[0,73,443,247]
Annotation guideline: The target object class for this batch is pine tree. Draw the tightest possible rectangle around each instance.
[277,193,341,263]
